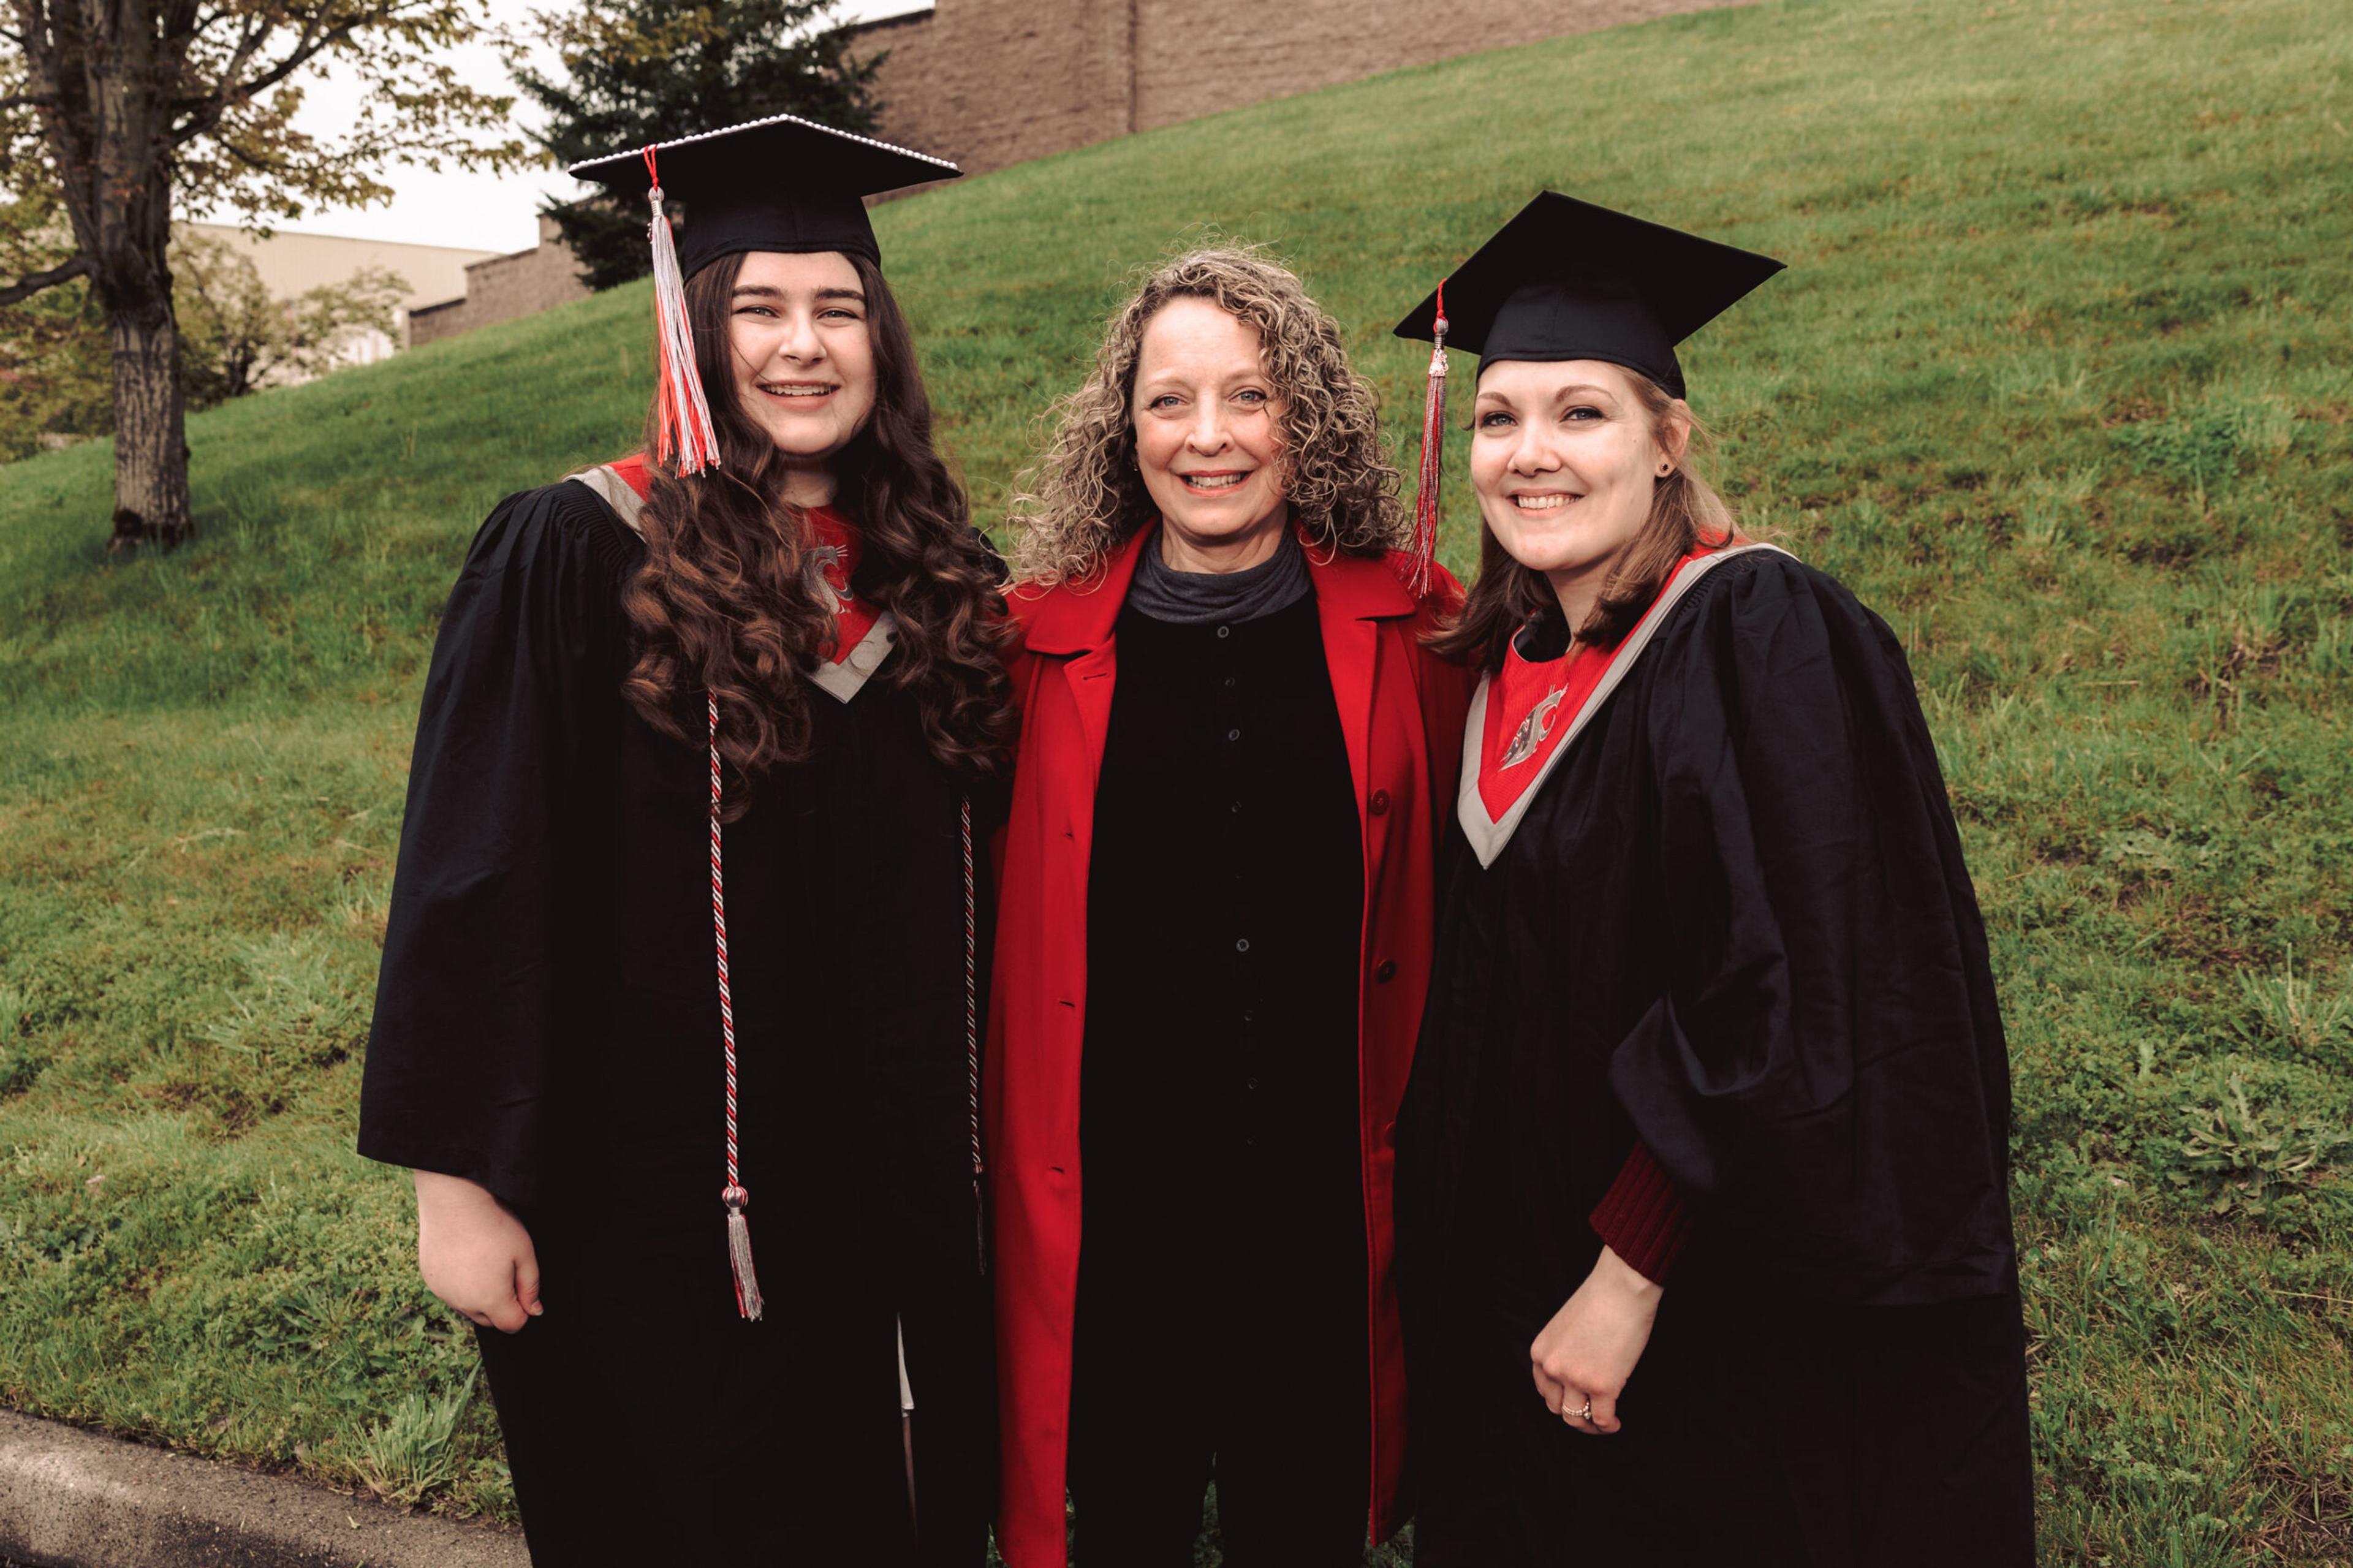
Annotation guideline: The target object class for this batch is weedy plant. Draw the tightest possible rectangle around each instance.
[347,1365,480,1506]
[2111,392,2298,502]
[2234,948,2353,1064]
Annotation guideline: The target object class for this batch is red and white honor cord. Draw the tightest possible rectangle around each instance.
[708,703,983,1316]
[963,795,984,1273]
[711,694,763,1321]
[1409,278,1450,597]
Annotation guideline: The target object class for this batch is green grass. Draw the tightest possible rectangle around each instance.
[2,0,2350,1557]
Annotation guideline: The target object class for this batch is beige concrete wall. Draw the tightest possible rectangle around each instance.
[175,223,504,376]
[857,0,1746,176]
[178,224,498,316]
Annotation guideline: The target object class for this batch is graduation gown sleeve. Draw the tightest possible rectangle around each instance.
[1608,552,2015,1305]
[359,486,627,1210]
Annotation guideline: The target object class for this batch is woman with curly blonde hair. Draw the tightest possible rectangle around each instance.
[987,245,1472,1568]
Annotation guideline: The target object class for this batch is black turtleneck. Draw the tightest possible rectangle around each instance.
[1079,570,1366,1290]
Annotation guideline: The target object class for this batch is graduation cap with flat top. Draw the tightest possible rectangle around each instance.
[569,112,959,280]
[1392,191,1785,400]
[566,114,958,476]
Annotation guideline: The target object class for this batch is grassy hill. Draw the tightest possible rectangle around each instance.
[2,0,2349,1558]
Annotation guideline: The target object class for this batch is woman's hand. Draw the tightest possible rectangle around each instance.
[414,1170,544,1333]
[1529,1244,1661,1434]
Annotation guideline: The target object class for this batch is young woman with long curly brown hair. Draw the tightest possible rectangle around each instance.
[987,245,1472,1568]
[359,121,1012,1568]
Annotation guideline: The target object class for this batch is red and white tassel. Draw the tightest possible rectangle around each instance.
[1408,279,1450,597]
[710,693,763,1320]
[645,148,720,476]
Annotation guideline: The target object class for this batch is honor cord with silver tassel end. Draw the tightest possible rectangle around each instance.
[962,794,984,1274]
[710,693,763,1320]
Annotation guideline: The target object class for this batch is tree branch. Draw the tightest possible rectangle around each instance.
[169,6,407,150]
[0,251,90,307]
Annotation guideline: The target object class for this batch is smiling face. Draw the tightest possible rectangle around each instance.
[1130,296,1291,571]
[724,250,877,502]
[1469,358,1686,612]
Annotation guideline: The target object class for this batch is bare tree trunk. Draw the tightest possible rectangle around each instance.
[103,268,191,552]
[48,0,196,553]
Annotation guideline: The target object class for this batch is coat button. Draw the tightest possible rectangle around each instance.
[1374,959,1398,983]
[1236,937,1251,953]
[1216,625,1232,639]
[1369,789,1390,816]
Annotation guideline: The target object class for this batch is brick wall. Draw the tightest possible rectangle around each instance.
[856,0,1745,176]
[855,2,1133,183]
[1132,0,1737,133]
[407,215,593,347]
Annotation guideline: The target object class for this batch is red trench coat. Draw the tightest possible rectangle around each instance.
[986,525,1472,1567]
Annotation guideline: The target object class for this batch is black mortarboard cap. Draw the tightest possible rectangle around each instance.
[569,112,959,279]
[1392,192,1784,398]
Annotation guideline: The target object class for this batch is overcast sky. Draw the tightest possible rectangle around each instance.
[264,0,925,256]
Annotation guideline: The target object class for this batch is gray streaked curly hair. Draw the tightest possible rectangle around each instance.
[1007,243,1409,586]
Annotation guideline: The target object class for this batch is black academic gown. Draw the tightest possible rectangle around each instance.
[359,480,995,1567]
[1398,548,2034,1567]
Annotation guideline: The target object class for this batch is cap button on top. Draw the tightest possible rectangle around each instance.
[1369,789,1391,816]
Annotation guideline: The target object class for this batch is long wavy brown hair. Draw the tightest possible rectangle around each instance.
[1008,243,1408,585]
[623,250,1014,812]
[1428,368,1738,671]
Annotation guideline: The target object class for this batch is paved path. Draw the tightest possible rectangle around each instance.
[0,1409,529,1568]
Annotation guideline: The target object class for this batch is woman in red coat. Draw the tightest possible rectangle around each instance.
[987,246,1470,1567]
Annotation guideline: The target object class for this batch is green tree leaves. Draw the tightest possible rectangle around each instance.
[511,1,885,290]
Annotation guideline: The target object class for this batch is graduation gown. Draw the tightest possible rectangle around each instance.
[1398,545,2033,1566]
[358,469,995,1567]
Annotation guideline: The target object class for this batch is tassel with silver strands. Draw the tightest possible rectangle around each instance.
[1406,278,1450,597]
[645,147,721,477]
